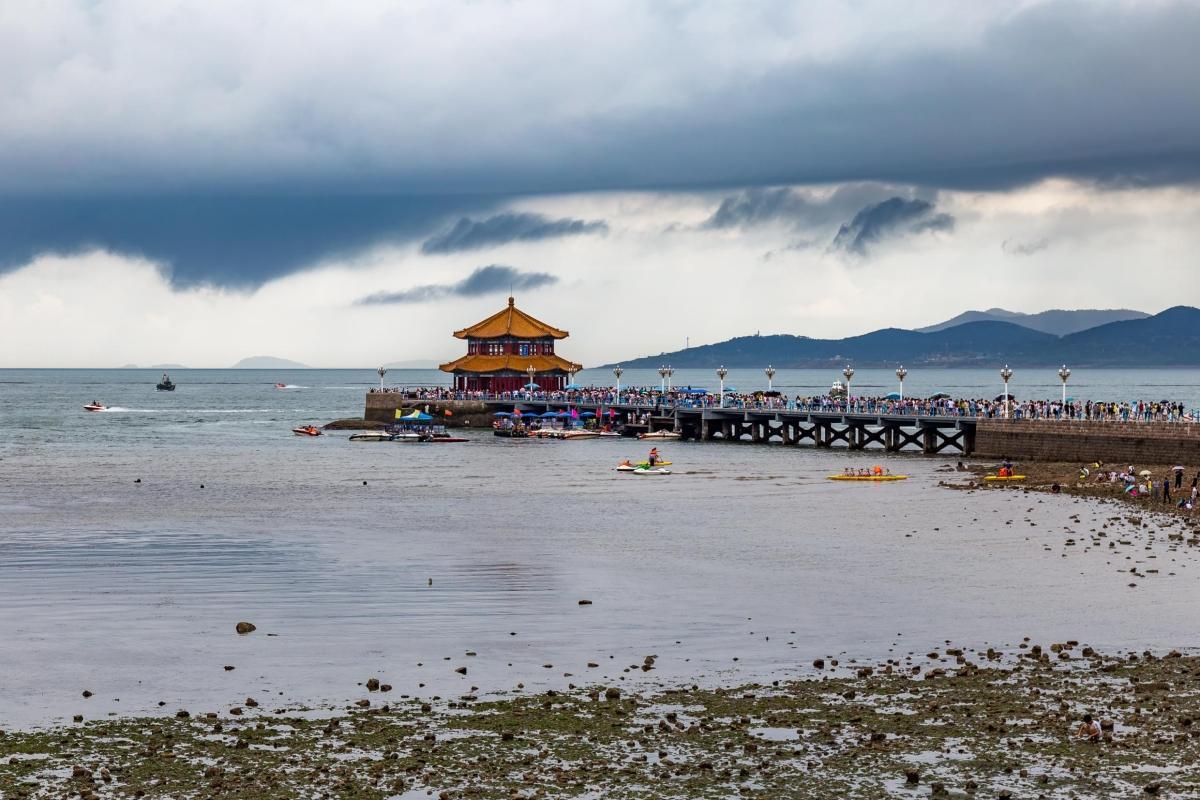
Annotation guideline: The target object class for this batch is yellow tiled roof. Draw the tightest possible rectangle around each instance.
[438,353,577,374]
[452,297,569,340]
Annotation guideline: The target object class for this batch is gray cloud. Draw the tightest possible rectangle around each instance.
[1002,237,1051,256]
[357,264,558,305]
[702,184,904,231]
[831,197,954,255]
[421,212,607,254]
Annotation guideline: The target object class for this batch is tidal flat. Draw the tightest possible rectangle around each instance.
[3,648,1198,798]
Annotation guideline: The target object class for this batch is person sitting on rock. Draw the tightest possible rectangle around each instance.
[1075,713,1102,743]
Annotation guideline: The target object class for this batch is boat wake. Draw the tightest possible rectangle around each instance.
[275,384,305,390]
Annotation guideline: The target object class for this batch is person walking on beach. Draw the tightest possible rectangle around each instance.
[1162,478,1171,504]
[1174,465,1185,489]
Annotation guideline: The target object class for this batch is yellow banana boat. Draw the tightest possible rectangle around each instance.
[827,474,908,482]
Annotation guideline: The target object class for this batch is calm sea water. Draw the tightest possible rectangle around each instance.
[2,368,1199,728]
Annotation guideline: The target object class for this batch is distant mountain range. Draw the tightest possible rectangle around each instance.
[917,308,1148,336]
[118,363,189,369]
[605,306,1200,368]
[230,356,310,369]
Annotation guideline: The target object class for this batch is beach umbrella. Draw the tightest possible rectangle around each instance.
[929,392,952,400]
[680,387,708,394]
[492,411,512,417]
[580,411,596,417]
[1139,469,1152,477]
[555,410,570,418]
[524,382,541,389]
[564,383,583,390]
[539,411,558,418]
[994,393,1016,402]
[884,391,902,400]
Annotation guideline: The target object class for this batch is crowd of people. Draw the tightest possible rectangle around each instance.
[1082,463,1200,510]
[370,385,1198,423]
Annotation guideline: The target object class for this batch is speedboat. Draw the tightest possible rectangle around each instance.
[274,383,287,390]
[638,430,682,440]
[598,430,622,438]
[349,431,393,442]
[422,433,469,443]
[156,373,176,391]
[561,430,600,440]
[83,402,106,412]
[292,425,323,437]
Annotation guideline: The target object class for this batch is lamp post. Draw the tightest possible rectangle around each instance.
[526,364,536,396]
[376,366,387,391]
[665,365,675,392]
[765,365,776,391]
[567,363,581,391]
[658,365,669,393]
[842,365,854,398]
[1000,365,1014,418]
[1058,364,1071,405]
[895,365,907,402]
[613,366,623,399]
[716,366,728,407]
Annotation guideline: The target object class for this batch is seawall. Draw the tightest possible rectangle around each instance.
[975,419,1200,465]
[364,394,493,427]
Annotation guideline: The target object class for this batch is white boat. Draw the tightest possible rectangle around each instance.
[632,467,671,475]
[561,430,600,440]
[349,431,392,442]
[638,430,682,440]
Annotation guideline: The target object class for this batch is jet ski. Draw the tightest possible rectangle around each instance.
[83,402,106,412]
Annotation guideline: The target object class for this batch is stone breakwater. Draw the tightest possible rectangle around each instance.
[975,419,1200,464]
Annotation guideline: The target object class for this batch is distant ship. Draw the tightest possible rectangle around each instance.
[156,372,176,391]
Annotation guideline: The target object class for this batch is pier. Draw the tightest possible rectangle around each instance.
[364,393,976,454]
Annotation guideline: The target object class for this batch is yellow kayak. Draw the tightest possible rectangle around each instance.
[985,475,1027,481]
[827,475,908,482]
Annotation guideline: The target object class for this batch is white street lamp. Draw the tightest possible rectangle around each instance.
[376,366,387,390]
[895,365,908,402]
[658,365,669,393]
[716,366,728,407]
[526,364,537,396]
[765,365,776,391]
[1058,364,1071,405]
[1000,365,1014,419]
[842,365,855,398]
[665,365,675,392]
[613,366,623,398]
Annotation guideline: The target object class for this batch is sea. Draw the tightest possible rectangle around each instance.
[3,367,1200,729]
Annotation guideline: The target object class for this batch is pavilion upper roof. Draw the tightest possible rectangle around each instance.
[453,297,569,340]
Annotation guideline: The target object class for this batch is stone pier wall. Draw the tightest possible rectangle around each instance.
[364,394,494,428]
[974,419,1200,464]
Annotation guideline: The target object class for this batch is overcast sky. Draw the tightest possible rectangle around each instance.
[2,0,1198,367]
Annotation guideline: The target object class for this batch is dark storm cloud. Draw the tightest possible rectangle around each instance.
[701,184,900,230]
[357,264,557,305]
[831,197,954,255]
[0,194,497,288]
[421,213,608,254]
[2,1,1198,286]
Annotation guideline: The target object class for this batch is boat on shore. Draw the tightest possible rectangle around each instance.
[292,425,323,437]
[83,402,106,412]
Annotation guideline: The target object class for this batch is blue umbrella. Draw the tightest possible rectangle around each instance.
[580,411,596,417]
[564,383,583,390]
[680,387,708,394]
[493,411,512,417]
[884,392,902,400]
[722,386,738,393]
[539,411,558,418]
[556,410,570,418]
[524,382,541,389]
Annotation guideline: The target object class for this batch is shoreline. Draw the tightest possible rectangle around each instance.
[2,647,1195,798]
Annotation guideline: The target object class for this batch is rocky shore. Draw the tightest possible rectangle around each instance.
[2,647,1198,798]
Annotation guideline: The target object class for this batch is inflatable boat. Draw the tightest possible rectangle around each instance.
[826,474,909,482]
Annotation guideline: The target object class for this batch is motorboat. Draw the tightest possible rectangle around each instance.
[83,402,106,412]
[598,430,622,438]
[632,467,671,475]
[638,430,682,440]
[561,430,600,440]
[349,431,393,442]
[275,383,288,389]
[292,425,323,437]
[156,373,176,391]
[421,433,469,443]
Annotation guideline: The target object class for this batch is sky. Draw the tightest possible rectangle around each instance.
[1,0,1199,367]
